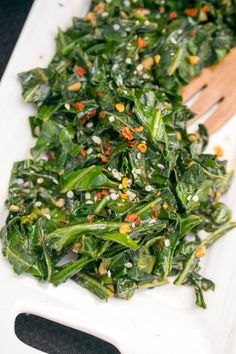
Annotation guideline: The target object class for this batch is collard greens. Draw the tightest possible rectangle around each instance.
[1,0,236,308]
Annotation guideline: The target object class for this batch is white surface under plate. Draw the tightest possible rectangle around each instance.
[0,1,236,353]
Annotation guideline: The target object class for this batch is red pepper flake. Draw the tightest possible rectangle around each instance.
[128,141,138,148]
[137,143,147,153]
[94,189,108,200]
[137,36,148,49]
[185,8,198,17]
[38,236,45,243]
[98,111,106,119]
[81,110,96,125]
[101,157,109,163]
[190,30,197,38]
[80,148,87,157]
[104,143,112,155]
[104,149,111,156]
[151,204,159,219]
[134,126,144,132]
[120,193,129,200]
[121,127,134,140]
[202,5,210,13]
[169,11,178,20]
[75,102,85,110]
[95,192,102,200]
[59,220,69,225]
[124,213,141,226]
[75,66,87,77]
[105,143,111,150]
[87,214,96,223]
[101,190,109,196]
[87,110,96,119]
[214,146,224,158]
[47,151,56,161]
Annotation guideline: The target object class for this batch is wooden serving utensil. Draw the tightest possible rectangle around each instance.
[182,47,236,134]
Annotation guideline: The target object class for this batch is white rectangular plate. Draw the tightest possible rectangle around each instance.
[1,1,236,353]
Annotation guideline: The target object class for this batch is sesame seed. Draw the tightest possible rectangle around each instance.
[113,24,120,31]
[109,188,116,193]
[126,190,136,201]
[106,0,112,2]
[64,103,70,110]
[132,168,142,176]
[85,192,91,200]
[157,163,165,169]
[112,64,119,71]
[107,270,111,278]
[112,169,123,181]
[86,200,94,205]
[126,58,132,64]
[124,0,130,6]
[144,20,150,26]
[137,152,142,160]
[55,198,65,208]
[187,195,192,201]
[164,239,170,247]
[101,11,109,17]
[45,214,51,220]
[135,20,140,25]
[145,185,154,192]
[148,218,156,224]
[136,64,143,71]
[86,122,94,128]
[143,74,149,79]
[109,116,115,122]
[127,179,132,187]
[125,262,133,268]
[16,178,24,184]
[110,193,119,200]
[66,191,74,198]
[34,126,40,136]
[37,178,44,184]
[92,135,102,145]
[23,181,31,188]
[192,195,199,202]
[87,147,93,155]
[117,76,123,86]
[35,201,42,207]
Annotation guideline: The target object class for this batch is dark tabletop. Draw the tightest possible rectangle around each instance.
[0,1,119,353]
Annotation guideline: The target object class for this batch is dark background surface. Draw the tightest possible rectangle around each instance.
[0,1,119,353]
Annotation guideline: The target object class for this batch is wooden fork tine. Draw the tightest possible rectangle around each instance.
[182,67,212,102]
[204,96,235,134]
[190,84,222,117]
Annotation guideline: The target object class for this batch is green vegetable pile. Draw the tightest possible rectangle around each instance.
[1,0,236,308]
